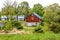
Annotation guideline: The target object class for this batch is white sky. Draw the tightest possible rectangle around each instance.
[0,0,60,10]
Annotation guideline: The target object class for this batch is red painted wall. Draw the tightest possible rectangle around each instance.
[26,14,41,22]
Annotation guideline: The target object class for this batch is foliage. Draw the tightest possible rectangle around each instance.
[17,1,29,16]
[4,21,13,30]
[29,8,33,14]
[2,0,16,21]
[12,21,23,30]
[4,21,13,33]
[43,3,60,33]
[34,26,43,33]
[32,3,44,16]
[49,23,60,33]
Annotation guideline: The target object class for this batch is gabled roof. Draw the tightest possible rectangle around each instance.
[33,13,42,19]
[25,13,42,19]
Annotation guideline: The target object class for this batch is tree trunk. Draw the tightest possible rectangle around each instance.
[16,15,18,21]
[7,15,12,21]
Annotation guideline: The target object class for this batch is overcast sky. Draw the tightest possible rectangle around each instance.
[0,0,60,10]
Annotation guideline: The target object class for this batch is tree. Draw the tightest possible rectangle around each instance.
[43,3,60,33]
[2,0,16,21]
[18,1,29,16]
[32,3,44,16]
[13,1,18,21]
[2,6,15,21]
[29,8,33,14]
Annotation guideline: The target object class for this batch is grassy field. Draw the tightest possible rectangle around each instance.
[0,32,60,40]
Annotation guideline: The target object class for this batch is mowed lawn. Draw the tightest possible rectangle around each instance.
[0,32,60,40]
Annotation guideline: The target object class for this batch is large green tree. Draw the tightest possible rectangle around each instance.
[32,3,44,16]
[2,0,16,21]
[43,3,60,33]
[2,6,15,21]
[43,3,60,24]
[17,1,29,16]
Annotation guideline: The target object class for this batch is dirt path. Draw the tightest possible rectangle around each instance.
[0,28,30,34]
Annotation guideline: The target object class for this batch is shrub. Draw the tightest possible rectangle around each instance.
[12,21,23,30]
[34,27,43,33]
[4,21,13,33]
[4,21,13,30]
[17,26,23,30]
[40,21,44,26]
[49,23,60,33]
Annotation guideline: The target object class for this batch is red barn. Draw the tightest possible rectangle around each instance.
[25,13,42,26]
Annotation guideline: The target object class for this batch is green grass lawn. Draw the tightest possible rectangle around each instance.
[0,32,60,40]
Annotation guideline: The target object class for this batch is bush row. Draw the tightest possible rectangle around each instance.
[0,21,23,31]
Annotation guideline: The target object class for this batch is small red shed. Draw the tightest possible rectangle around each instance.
[25,13,42,26]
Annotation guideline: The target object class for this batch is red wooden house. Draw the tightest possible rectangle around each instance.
[25,13,42,26]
